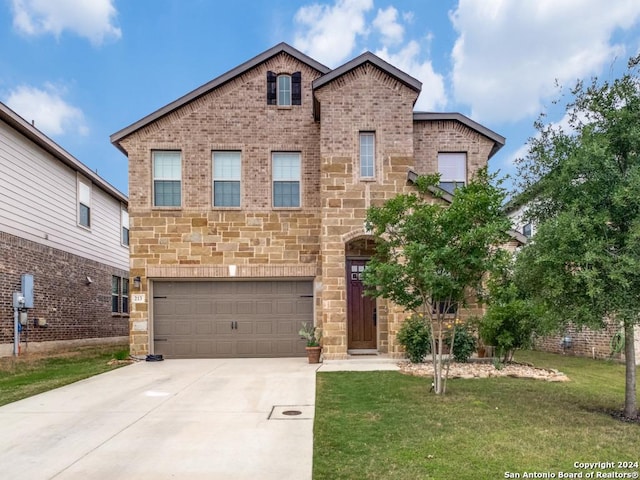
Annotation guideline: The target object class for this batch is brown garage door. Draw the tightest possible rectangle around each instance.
[152,280,312,358]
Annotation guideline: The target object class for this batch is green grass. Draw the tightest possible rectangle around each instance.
[0,345,130,406]
[313,351,640,480]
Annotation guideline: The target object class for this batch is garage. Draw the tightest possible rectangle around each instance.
[152,280,313,358]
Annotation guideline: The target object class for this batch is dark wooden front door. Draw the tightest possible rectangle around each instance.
[347,259,377,349]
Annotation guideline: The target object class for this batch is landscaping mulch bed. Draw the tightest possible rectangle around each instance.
[398,360,570,382]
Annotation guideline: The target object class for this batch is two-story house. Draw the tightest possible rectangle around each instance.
[0,101,129,356]
[111,43,505,360]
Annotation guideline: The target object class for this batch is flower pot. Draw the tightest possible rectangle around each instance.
[477,346,486,358]
[306,346,322,364]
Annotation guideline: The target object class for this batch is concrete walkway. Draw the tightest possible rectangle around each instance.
[0,358,318,480]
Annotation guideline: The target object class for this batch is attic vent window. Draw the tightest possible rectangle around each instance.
[267,71,301,106]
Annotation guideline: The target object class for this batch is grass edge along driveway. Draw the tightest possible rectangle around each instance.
[0,345,130,407]
[313,350,640,480]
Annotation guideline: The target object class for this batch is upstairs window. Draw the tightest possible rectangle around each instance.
[213,151,241,207]
[77,176,91,228]
[153,151,181,207]
[273,152,301,208]
[438,152,467,194]
[267,71,301,106]
[523,222,532,238]
[359,132,375,179]
[278,75,291,106]
[121,208,129,246]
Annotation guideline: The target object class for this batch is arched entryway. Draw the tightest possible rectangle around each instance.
[345,237,377,351]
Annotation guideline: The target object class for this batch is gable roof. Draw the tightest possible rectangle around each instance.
[111,42,331,153]
[312,51,422,93]
[413,112,506,158]
[0,101,127,204]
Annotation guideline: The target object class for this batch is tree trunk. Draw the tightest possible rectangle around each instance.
[623,321,637,419]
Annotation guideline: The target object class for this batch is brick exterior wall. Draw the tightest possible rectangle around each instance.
[0,231,129,355]
[120,49,500,358]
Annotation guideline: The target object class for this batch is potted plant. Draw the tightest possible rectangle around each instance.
[299,322,322,364]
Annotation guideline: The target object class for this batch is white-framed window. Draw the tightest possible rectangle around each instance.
[273,152,301,208]
[213,151,241,207]
[121,207,129,246]
[523,222,532,238]
[359,132,375,178]
[77,175,92,228]
[112,276,129,314]
[438,152,467,194]
[153,151,181,207]
[277,74,291,106]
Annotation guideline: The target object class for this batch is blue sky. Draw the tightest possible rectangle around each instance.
[2,0,640,196]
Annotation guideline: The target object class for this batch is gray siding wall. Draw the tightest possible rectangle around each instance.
[0,121,128,271]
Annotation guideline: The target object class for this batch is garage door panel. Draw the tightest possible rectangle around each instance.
[153,280,312,358]
[277,320,296,334]
[255,322,273,335]
[236,301,254,314]
[256,301,272,314]
[276,300,294,314]
[236,321,253,334]
[215,301,233,315]
[174,321,194,335]
[195,321,213,335]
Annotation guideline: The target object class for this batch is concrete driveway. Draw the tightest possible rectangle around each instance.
[0,358,318,480]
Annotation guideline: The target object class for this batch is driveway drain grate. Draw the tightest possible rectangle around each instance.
[269,405,314,420]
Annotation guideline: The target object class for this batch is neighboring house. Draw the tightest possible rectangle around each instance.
[506,195,640,364]
[0,101,129,356]
[110,42,505,360]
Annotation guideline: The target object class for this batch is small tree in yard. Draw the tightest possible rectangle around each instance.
[362,169,510,394]
[514,56,640,419]
[480,252,541,363]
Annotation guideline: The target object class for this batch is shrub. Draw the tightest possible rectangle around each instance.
[397,314,432,363]
[448,325,476,363]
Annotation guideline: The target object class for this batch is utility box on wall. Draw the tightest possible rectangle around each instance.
[21,274,34,309]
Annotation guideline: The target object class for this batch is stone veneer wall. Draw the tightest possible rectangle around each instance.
[0,231,129,356]
[123,53,325,356]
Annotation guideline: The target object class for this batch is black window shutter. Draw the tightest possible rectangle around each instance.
[292,72,302,105]
[267,71,277,105]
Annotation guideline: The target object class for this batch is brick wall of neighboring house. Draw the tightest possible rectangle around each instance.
[0,231,129,355]
[533,321,625,361]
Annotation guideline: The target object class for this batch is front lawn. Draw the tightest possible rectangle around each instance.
[313,351,640,480]
[0,345,130,406]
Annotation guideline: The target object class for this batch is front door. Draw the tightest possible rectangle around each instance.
[347,259,377,349]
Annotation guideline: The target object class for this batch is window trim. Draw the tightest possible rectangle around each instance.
[277,74,292,107]
[272,152,301,209]
[212,151,242,208]
[437,152,467,194]
[121,206,129,247]
[111,276,129,315]
[152,150,182,208]
[359,131,376,180]
[77,174,92,229]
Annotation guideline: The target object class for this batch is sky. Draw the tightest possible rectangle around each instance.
[1,0,640,197]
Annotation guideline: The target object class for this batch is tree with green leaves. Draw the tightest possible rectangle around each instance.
[515,56,640,419]
[480,251,541,363]
[362,169,510,394]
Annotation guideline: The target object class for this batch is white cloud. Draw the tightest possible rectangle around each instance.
[373,6,404,47]
[5,84,89,137]
[450,0,640,123]
[11,0,121,45]
[375,41,447,111]
[293,0,373,66]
